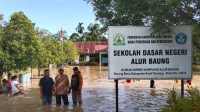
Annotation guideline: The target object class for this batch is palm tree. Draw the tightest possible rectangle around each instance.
[87,23,102,41]
[69,32,79,41]
[76,22,85,35]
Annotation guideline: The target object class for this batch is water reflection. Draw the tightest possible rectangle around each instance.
[0,66,199,112]
[150,89,156,96]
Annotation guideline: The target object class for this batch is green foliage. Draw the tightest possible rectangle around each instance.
[0,14,10,76]
[70,23,107,42]
[43,37,63,64]
[2,11,39,71]
[87,23,104,41]
[192,25,200,64]
[86,0,147,27]
[32,38,50,68]
[76,22,85,35]
[63,40,79,62]
[86,0,200,63]
[193,65,200,71]
[86,0,200,33]
[70,32,79,40]
[0,51,15,75]
[34,27,78,68]
[148,0,200,34]
[34,28,59,68]
[160,87,200,112]
[187,87,200,110]
[0,11,81,75]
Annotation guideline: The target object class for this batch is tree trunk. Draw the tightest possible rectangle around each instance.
[38,66,41,76]
[0,73,3,88]
[31,66,33,83]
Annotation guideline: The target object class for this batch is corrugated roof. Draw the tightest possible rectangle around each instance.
[76,42,108,54]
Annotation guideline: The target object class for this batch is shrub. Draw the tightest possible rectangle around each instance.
[160,87,200,112]
[193,64,200,71]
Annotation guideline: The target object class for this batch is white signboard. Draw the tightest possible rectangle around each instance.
[108,26,192,79]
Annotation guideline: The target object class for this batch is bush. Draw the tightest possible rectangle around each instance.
[160,87,200,112]
[193,64,200,71]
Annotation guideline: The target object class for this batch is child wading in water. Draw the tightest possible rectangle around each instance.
[1,79,11,100]
[11,75,24,96]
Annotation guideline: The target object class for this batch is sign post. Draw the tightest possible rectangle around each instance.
[115,80,119,112]
[108,26,192,80]
[108,26,192,110]
[181,79,184,97]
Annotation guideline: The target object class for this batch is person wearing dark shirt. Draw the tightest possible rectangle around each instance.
[39,69,54,105]
[150,80,155,88]
[70,67,83,106]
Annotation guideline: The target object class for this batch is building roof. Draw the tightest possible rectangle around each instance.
[76,41,108,54]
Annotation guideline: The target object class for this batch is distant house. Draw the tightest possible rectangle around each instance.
[76,41,108,65]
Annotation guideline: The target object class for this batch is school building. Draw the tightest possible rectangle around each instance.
[75,41,108,65]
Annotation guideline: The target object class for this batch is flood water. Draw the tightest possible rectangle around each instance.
[0,66,200,112]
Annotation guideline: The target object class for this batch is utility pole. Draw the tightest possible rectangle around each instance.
[60,27,64,66]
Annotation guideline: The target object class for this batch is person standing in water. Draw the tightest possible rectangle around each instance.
[150,80,155,88]
[39,69,54,105]
[54,67,70,105]
[70,67,83,106]
[1,79,11,100]
[7,73,12,94]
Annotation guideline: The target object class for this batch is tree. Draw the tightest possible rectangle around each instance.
[192,25,200,64]
[36,28,63,65]
[0,51,15,76]
[0,14,14,77]
[76,22,85,35]
[35,27,53,39]
[87,23,102,41]
[86,0,200,33]
[34,28,52,68]
[70,22,85,41]
[2,11,40,71]
[86,0,200,63]
[63,40,79,62]
[69,32,79,41]
[35,27,79,67]
[34,28,67,75]
[147,0,200,34]
[86,0,147,29]
[43,37,64,65]
[81,32,91,41]
[70,23,107,42]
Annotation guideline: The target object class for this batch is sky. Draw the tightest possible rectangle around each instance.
[0,0,97,36]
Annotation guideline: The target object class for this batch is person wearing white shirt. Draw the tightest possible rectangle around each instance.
[11,75,23,96]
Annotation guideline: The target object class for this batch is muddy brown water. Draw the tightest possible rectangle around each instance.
[0,66,199,112]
